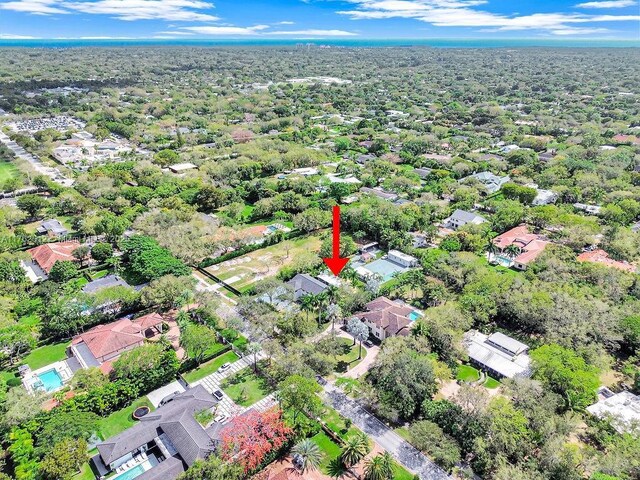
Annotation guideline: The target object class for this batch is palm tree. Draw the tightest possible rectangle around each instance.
[486,240,499,263]
[291,439,323,473]
[340,432,371,468]
[504,244,521,259]
[364,453,394,480]
[299,294,314,322]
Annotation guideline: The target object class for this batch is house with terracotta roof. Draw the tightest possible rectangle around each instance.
[21,240,80,282]
[69,312,164,373]
[577,249,637,273]
[492,225,550,270]
[353,296,419,341]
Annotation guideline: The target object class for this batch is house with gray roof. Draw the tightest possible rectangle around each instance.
[443,209,487,230]
[82,274,131,294]
[287,273,329,300]
[36,219,68,237]
[91,386,225,480]
[461,172,511,194]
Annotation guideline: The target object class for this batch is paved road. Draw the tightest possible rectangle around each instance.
[0,130,74,186]
[322,383,451,480]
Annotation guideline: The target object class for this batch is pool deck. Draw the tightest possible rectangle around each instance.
[22,359,73,394]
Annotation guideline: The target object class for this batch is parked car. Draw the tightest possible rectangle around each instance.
[159,391,180,406]
[218,363,231,373]
[364,340,374,348]
[213,390,224,401]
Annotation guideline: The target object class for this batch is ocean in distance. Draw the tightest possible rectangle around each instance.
[1,38,639,48]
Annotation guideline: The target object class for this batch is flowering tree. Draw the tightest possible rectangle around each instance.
[219,408,292,473]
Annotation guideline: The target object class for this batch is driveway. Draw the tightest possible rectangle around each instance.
[146,380,185,408]
[322,383,451,480]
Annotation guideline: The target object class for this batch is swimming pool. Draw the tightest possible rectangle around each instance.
[36,369,63,392]
[112,464,145,480]
[408,311,422,321]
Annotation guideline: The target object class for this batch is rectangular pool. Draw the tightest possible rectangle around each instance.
[112,464,145,480]
[36,369,63,392]
[408,311,422,322]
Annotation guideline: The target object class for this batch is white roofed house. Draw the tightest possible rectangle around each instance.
[463,330,532,379]
[387,250,418,268]
[587,388,640,434]
[461,171,511,194]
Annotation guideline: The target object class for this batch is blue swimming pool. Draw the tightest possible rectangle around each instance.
[112,464,146,480]
[36,369,63,392]
[408,311,422,321]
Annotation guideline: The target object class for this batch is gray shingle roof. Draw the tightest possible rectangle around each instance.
[82,274,130,294]
[287,274,328,300]
[136,456,185,480]
[448,209,486,224]
[97,385,217,466]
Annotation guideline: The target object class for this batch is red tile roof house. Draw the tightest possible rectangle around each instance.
[353,296,416,341]
[492,225,550,271]
[577,249,637,273]
[69,313,164,374]
[23,240,80,281]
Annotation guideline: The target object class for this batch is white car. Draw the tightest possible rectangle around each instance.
[218,363,231,372]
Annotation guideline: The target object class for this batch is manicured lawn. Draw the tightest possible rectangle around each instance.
[88,269,110,280]
[392,462,417,480]
[394,426,412,442]
[312,431,343,474]
[484,376,501,389]
[0,161,19,183]
[202,341,227,358]
[21,342,69,370]
[72,462,96,480]
[456,365,480,382]
[221,366,273,407]
[320,404,359,439]
[97,397,154,440]
[182,350,239,384]
[335,337,367,373]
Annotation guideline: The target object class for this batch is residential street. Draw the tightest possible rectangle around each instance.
[322,382,451,480]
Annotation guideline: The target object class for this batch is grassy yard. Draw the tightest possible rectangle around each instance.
[21,342,69,370]
[0,161,19,185]
[456,365,480,382]
[72,462,96,480]
[312,431,343,475]
[88,269,110,280]
[221,366,273,407]
[335,337,367,373]
[484,376,501,389]
[204,233,323,291]
[97,396,154,440]
[182,350,239,384]
[320,404,360,439]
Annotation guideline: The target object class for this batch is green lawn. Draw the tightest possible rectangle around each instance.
[21,342,69,370]
[456,365,480,382]
[88,269,110,280]
[484,376,501,389]
[320,404,359,439]
[0,161,19,183]
[202,341,227,358]
[335,337,367,373]
[182,350,239,384]
[311,431,343,475]
[72,462,96,480]
[97,396,154,440]
[221,366,273,407]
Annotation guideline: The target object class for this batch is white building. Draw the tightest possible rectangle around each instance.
[387,250,418,268]
[168,163,197,173]
[526,184,558,206]
[443,209,487,230]
[463,331,532,379]
[573,203,602,215]
[587,388,640,434]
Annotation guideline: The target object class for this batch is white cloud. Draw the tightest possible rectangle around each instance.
[277,21,295,24]
[337,0,640,35]
[156,30,195,35]
[264,29,358,36]
[0,0,67,14]
[182,24,270,35]
[0,0,219,21]
[576,0,636,8]
[0,32,39,38]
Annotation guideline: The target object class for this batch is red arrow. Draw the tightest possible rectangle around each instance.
[323,205,349,276]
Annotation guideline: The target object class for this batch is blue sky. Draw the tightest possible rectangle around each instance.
[0,0,639,40]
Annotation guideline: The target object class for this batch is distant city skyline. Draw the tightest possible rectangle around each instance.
[0,0,639,40]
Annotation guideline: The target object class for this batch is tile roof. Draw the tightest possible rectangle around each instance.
[355,296,413,336]
[577,249,637,273]
[72,318,145,361]
[133,312,165,330]
[27,240,80,273]
[493,225,549,265]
